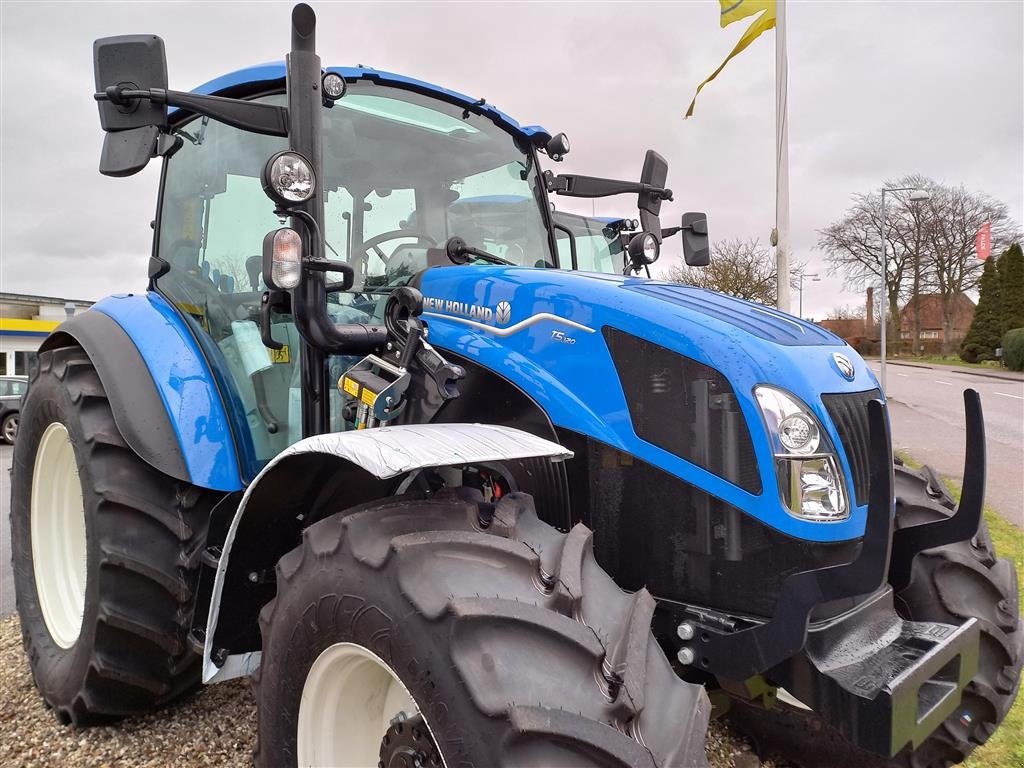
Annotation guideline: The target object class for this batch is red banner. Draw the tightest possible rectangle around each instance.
[976,221,992,261]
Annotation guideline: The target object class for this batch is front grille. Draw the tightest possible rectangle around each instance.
[821,389,881,506]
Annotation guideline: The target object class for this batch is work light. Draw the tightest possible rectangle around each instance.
[628,232,660,265]
[262,151,316,205]
[263,227,303,289]
[545,132,570,161]
[322,72,346,101]
[755,385,848,521]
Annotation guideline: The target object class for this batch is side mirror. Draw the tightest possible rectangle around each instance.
[93,35,169,176]
[638,150,669,240]
[681,212,710,266]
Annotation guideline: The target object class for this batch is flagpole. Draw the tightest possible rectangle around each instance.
[775,0,791,313]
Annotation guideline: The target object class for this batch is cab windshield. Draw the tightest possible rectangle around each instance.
[155,82,554,468]
[158,82,554,304]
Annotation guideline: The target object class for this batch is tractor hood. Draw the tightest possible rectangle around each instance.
[625,282,842,347]
[417,266,879,543]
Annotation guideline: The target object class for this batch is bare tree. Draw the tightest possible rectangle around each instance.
[827,304,863,321]
[919,184,1019,353]
[817,177,928,348]
[819,175,1020,354]
[667,237,802,306]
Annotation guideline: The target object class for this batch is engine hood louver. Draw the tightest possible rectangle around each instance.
[628,284,843,347]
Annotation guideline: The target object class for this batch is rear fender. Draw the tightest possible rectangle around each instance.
[202,423,572,683]
[40,293,244,492]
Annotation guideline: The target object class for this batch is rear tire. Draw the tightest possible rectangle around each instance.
[11,346,215,724]
[726,464,1023,768]
[254,489,711,767]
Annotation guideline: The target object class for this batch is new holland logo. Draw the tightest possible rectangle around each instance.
[422,295,595,338]
[496,301,512,325]
[832,353,855,381]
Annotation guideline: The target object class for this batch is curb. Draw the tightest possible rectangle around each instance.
[885,360,1024,384]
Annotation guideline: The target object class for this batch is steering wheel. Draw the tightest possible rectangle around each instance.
[354,230,437,272]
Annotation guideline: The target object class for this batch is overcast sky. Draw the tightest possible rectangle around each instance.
[1,0,1021,320]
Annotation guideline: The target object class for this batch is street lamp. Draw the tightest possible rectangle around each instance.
[879,186,931,394]
[797,272,819,318]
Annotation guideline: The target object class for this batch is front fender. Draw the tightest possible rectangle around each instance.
[202,423,572,683]
[40,293,244,491]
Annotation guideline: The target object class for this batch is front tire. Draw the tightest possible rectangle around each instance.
[11,346,215,724]
[726,464,1023,768]
[254,489,711,768]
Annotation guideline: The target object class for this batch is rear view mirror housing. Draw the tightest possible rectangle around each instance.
[94,35,168,176]
[638,150,669,241]
[94,35,169,131]
[681,212,710,266]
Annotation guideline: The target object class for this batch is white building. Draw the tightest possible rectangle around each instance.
[0,292,92,376]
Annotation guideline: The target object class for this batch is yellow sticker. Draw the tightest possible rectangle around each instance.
[341,377,360,397]
[269,345,290,364]
[177,301,208,331]
[360,388,378,407]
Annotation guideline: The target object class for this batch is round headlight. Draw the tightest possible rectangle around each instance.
[262,151,316,205]
[322,72,346,101]
[778,413,820,454]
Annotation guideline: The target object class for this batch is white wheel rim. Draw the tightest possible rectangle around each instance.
[297,642,442,768]
[4,415,17,441]
[31,422,88,649]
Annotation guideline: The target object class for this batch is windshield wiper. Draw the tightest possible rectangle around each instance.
[444,236,514,266]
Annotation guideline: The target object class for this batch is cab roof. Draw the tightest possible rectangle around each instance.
[186,63,551,144]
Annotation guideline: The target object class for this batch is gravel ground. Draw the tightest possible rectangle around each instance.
[1,614,765,767]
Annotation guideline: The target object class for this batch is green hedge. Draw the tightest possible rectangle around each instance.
[1003,328,1024,371]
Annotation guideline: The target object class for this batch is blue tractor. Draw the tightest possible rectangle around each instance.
[11,5,1021,767]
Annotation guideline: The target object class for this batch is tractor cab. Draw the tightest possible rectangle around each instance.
[154,72,566,461]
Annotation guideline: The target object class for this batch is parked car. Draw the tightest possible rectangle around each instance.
[0,375,28,444]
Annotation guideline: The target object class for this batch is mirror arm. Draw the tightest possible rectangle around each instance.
[95,87,290,137]
[544,171,673,201]
[661,226,683,239]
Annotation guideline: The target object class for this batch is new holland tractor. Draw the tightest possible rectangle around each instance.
[11,5,1021,767]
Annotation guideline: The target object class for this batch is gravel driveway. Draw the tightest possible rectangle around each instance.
[1,617,255,767]
[0,614,763,768]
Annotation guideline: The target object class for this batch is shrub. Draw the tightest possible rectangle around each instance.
[1002,328,1024,371]
[960,343,984,364]
[845,335,879,356]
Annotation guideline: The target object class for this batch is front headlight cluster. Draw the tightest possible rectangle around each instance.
[755,386,848,522]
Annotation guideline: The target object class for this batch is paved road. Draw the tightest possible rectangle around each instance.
[870,362,1024,528]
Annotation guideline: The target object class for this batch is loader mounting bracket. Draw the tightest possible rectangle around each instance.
[887,389,986,592]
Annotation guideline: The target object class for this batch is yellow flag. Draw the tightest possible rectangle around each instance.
[686,0,777,118]
[720,0,774,28]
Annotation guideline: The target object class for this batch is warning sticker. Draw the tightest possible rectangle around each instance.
[341,377,360,397]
